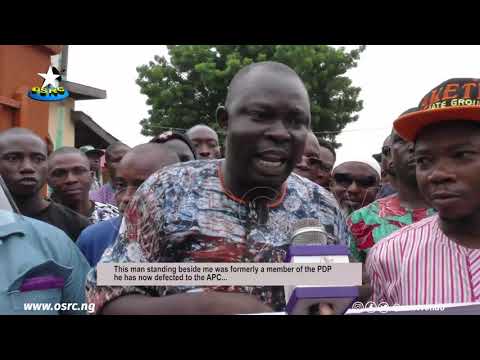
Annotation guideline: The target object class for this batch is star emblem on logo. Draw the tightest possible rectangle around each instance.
[37,66,61,89]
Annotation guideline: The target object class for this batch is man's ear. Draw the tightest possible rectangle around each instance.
[386,159,396,177]
[216,105,228,130]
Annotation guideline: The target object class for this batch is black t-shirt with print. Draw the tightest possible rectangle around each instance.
[31,201,91,241]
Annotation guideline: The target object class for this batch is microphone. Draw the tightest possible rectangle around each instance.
[290,218,334,245]
[284,219,359,315]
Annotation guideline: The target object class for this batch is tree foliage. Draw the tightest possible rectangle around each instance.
[137,45,365,146]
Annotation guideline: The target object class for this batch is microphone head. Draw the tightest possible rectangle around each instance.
[291,218,330,245]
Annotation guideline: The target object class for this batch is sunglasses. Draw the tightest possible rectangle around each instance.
[333,173,378,188]
[304,157,333,173]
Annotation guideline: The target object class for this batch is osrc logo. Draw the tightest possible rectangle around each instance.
[28,66,70,102]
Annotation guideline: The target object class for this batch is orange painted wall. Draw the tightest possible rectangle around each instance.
[0,45,62,139]
[0,45,63,197]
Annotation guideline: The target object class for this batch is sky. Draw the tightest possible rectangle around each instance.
[67,45,168,146]
[67,45,480,163]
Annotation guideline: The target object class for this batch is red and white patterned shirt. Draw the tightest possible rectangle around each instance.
[367,214,480,305]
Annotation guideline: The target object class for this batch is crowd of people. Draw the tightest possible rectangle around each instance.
[1,61,480,314]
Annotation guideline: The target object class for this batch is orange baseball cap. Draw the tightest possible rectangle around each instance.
[394,78,480,141]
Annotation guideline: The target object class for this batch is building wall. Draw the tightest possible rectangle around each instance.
[48,97,75,149]
[0,106,14,132]
[0,45,62,197]
[0,45,62,140]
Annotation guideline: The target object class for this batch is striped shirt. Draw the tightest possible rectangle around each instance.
[366,214,480,305]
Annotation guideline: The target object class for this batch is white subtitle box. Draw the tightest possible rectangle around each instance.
[96,262,362,287]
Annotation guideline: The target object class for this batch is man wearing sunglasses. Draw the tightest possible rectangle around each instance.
[86,61,350,315]
[294,131,335,189]
[348,124,435,263]
[330,158,381,216]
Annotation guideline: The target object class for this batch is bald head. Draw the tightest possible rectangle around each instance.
[0,127,47,153]
[105,142,130,159]
[48,147,89,169]
[186,124,221,160]
[105,142,131,180]
[215,61,311,195]
[114,143,179,212]
[225,61,308,110]
[120,143,179,172]
[186,125,219,142]
[294,131,336,188]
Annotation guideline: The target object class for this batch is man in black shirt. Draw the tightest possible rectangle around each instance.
[0,128,90,241]
[31,200,91,241]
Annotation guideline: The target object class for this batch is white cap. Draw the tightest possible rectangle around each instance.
[332,157,382,178]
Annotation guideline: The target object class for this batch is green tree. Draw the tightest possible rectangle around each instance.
[136,45,365,146]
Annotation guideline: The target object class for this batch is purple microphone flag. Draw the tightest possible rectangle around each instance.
[286,245,350,262]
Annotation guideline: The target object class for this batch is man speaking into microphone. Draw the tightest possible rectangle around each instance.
[86,61,352,315]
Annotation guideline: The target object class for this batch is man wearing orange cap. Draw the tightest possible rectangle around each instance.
[367,78,480,306]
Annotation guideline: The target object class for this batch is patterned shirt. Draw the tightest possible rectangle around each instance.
[88,202,119,224]
[348,194,436,262]
[367,215,480,306]
[86,159,351,313]
[90,182,116,206]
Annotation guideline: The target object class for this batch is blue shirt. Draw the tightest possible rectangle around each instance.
[0,212,90,315]
[77,217,122,267]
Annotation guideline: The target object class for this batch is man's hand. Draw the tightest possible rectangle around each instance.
[317,263,372,315]
[318,304,336,315]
